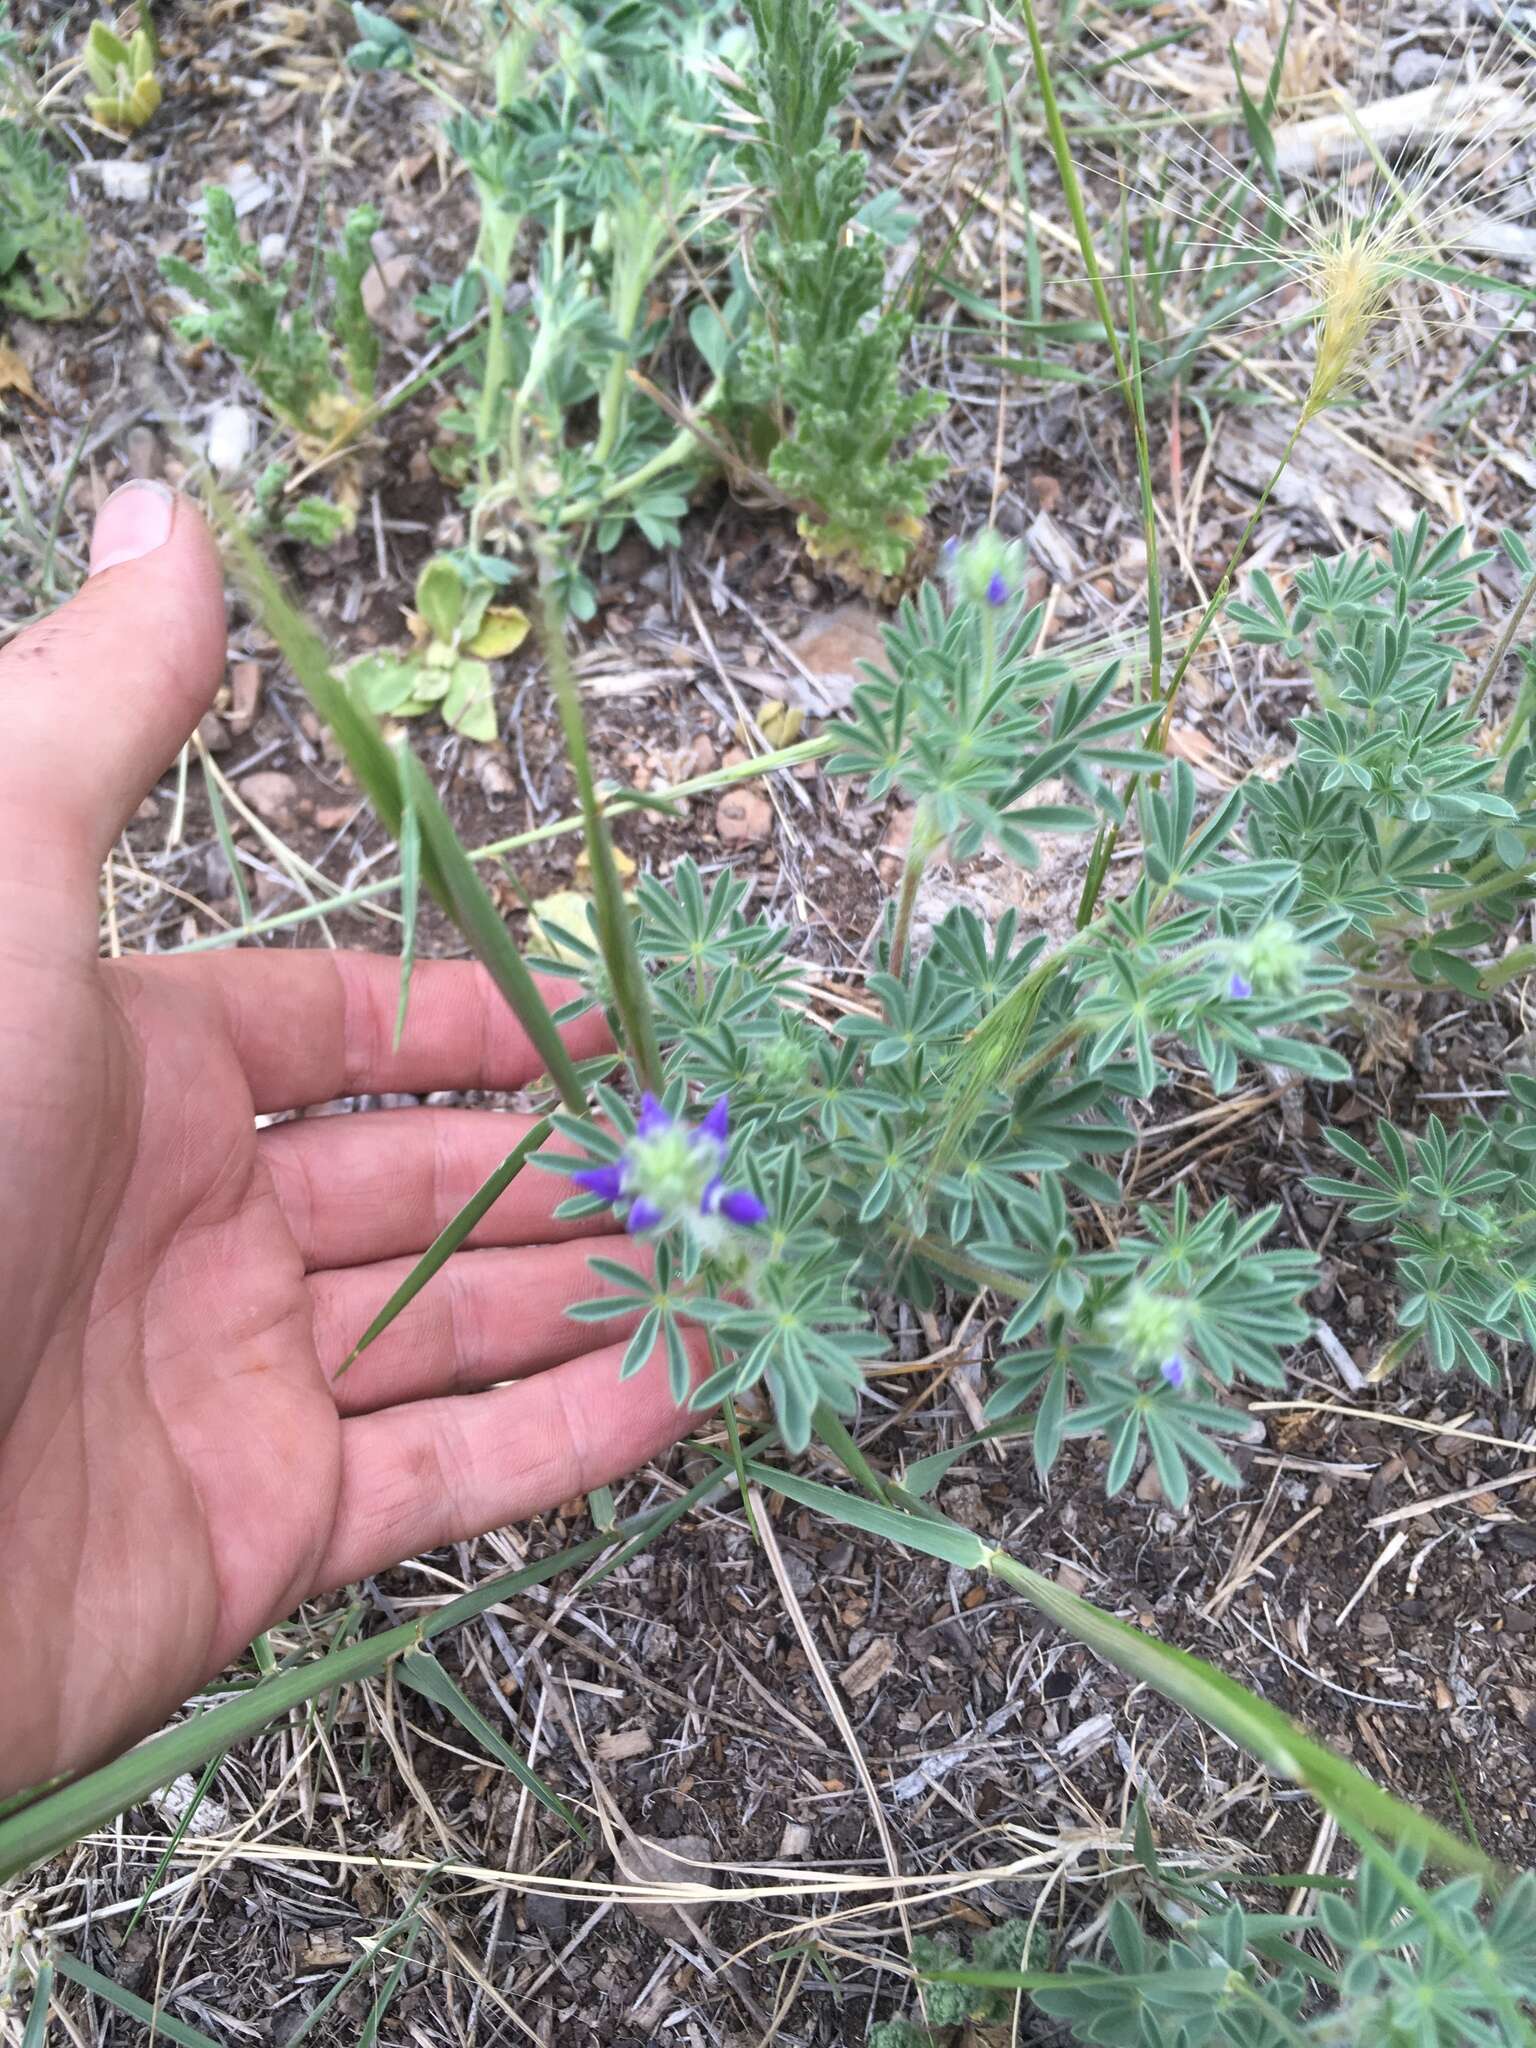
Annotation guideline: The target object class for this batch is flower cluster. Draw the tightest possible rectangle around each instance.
[1106,1283,1195,1392]
[1226,918,1310,1000]
[941,530,1027,611]
[572,1094,768,1236]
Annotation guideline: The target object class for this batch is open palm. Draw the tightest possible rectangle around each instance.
[0,487,692,1794]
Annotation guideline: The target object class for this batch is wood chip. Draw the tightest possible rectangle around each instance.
[841,1637,896,1698]
[596,1727,654,1763]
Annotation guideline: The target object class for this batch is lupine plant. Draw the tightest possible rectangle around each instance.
[889,1846,1536,2044]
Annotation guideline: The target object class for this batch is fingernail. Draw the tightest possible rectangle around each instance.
[90,479,176,575]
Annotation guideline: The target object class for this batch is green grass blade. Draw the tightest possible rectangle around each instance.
[0,1450,760,1884]
[993,1554,1493,1879]
[746,1465,1494,1879]
[222,509,585,1111]
[51,1953,223,2048]
[396,746,587,1111]
[20,1961,53,2048]
[398,1649,587,1839]
[284,1900,423,2048]
[392,746,421,1050]
[534,554,662,1091]
[337,1120,551,1375]
[358,1919,422,2048]
[197,745,253,930]
[0,1531,610,1883]
[122,1747,227,1941]
[285,1896,428,2048]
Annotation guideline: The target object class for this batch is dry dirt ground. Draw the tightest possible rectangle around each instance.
[4,0,1536,2042]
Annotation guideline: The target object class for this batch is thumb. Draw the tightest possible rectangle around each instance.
[0,481,226,899]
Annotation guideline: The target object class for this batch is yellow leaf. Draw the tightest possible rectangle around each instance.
[527,890,598,968]
[576,841,636,882]
[465,604,531,660]
[0,342,40,408]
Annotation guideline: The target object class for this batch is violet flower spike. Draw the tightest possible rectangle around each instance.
[1227,970,1253,1000]
[984,570,1009,607]
[627,1197,664,1234]
[1160,1352,1188,1391]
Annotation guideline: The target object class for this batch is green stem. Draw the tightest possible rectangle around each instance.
[1469,562,1536,717]
[1013,0,1163,699]
[534,552,664,1092]
[1076,414,1307,926]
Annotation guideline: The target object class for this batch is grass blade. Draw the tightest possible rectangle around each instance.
[399,1649,586,1837]
[392,745,421,1050]
[0,1532,609,1883]
[221,510,586,1111]
[52,1953,223,2048]
[0,1453,752,1883]
[122,1747,226,1942]
[20,1961,53,2048]
[337,1124,552,1376]
[195,738,253,930]
[358,1918,422,2048]
[745,1463,1494,1879]
[396,746,587,1111]
[286,1894,429,2048]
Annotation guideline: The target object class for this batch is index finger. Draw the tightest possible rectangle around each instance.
[122,950,610,1111]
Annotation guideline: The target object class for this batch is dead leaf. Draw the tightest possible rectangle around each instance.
[0,342,41,408]
[615,1833,717,1940]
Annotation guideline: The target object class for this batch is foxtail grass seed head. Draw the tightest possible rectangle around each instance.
[1301,211,1421,421]
[571,1093,768,1241]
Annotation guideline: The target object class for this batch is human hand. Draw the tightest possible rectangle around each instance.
[0,483,697,1795]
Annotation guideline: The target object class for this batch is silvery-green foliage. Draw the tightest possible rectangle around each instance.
[160,186,382,435]
[1019,1853,1536,2045]
[541,557,1352,1482]
[1311,1078,1536,1381]
[1238,515,1530,987]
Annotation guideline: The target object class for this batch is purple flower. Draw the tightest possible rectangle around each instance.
[940,535,960,567]
[984,571,1009,607]
[702,1175,768,1227]
[571,1161,626,1203]
[1227,970,1253,1000]
[1160,1352,1189,1391]
[635,1091,673,1139]
[566,1092,765,1235]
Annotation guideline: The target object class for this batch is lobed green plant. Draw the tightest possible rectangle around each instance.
[161,185,382,439]
[724,0,946,576]
[83,16,161,133]
[1311,1081,1536,1384]
[894,1847,1536,2044]
[0,119,89,320]
[869,1919,1042,2045]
